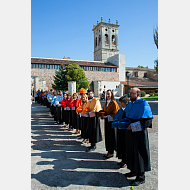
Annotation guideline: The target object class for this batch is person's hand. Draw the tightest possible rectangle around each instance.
[103,116,108,119]
[127,125,131,130]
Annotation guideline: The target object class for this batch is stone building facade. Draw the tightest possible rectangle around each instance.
[125,67,158,81]
[31,17,126,96]
[31,57,120,94]
[124,67,158,94]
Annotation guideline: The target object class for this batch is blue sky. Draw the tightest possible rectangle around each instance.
[31,0,158,68]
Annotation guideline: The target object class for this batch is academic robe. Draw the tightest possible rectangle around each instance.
[56,95,63,123]
[113,108,127,162]
[60,99,66,122]
[77,99,83,130]
[50,96,57,116]
[71,99,80,129]
[65,98,73,126]
[80,101,89,139]
[103,100,120,153]
[86,98,102,144]
[124,98,153,173]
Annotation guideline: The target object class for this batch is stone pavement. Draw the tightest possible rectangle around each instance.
[31,102,158,190]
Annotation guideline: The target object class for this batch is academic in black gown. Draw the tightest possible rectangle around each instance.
[53,106,57,121]
[61,108,66,123]
[124,118,152,173]
[65,110,71,126]
[123,98,153,177]
[88,116,102,144]
[81,116,89,139]
[104,119,117,154]
[71,110,79,129]
[56,105,61,123]
[116,110,127,163]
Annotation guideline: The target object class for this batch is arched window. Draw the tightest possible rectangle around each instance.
[112,35,116,45]
[105,34,108,44]
[98,35,101,45]
[95,37,97,47]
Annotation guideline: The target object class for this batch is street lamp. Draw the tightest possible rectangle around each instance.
[126,72,130,97]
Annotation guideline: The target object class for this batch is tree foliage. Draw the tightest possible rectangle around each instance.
[153,26,158,72]
[52,64,68,90]
[65,63,89,91]
[137,65,148,68]
[78,78,90,90]
[154,58,158,73]
[153,26,158,49]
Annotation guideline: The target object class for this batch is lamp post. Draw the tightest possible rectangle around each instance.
[126,72,130,97]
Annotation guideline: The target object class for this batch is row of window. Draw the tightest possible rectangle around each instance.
[31,64,61,69]
[80,66,117,72]
[31,64,117,72]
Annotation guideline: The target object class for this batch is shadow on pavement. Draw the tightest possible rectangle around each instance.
[31,148,132,188]
[31,104,131,188]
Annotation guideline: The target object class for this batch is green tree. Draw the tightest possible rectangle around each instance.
[153,26,158,49]
[52,64,68,90]
[65,63,89,91]
[153,26,158,72]
[154,58,158,73]
[78,78,90,90]
[137,65,148,68]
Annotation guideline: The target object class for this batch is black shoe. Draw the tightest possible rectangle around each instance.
[86,146,96,152]
[129,178,145,186]
[124,172,137,178]
[105,155,113,159]
[120,163,127,168]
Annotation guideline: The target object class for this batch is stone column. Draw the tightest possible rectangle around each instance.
[115,28,119,50]
[108,27,112,49]
[68,81,76,95]
[119,84,124,97]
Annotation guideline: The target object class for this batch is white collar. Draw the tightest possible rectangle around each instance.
[106,99,111,107]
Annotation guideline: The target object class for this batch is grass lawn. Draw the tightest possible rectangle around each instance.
[141,96,158,101]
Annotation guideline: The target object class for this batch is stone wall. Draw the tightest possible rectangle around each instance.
[31,68,119,90]
[31,68,57,90]
[147,70,158,81]
[84,70,119,82]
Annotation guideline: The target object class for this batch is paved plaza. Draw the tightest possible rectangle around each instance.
[31,101,158,190]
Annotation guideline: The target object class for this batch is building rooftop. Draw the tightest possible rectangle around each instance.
[31,57,118,68]
[121,78,158,87]
[125,67,155,71]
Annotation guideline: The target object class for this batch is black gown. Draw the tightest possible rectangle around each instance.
[61,108,66,123]
[104,119,117,153]
[116,111,127,161]
[71,110,79,129]
[124,118,152,173]
[81,116,89,139]
[88,115,102,144]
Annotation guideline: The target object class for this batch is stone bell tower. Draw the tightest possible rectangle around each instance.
[92,17,120,62]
